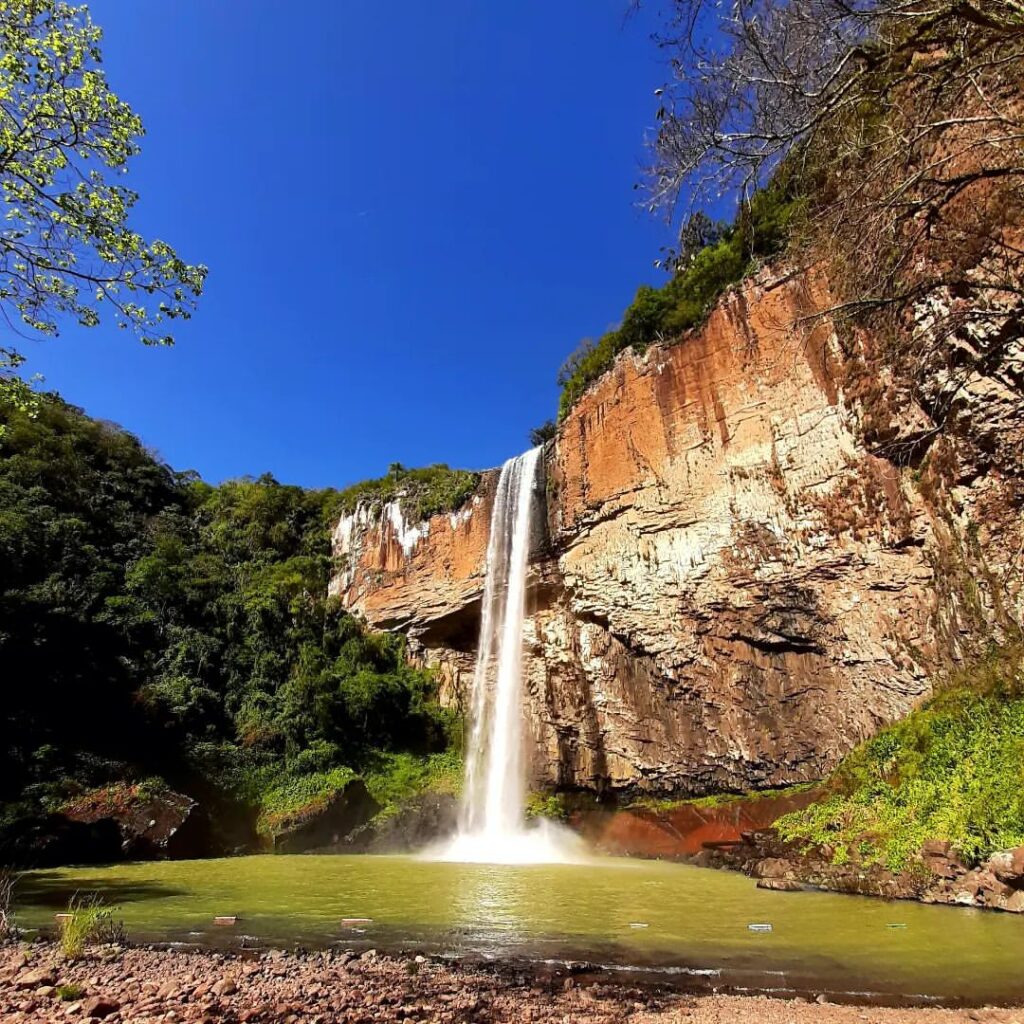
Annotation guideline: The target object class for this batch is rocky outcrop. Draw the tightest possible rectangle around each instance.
[574,787,823,859]
[345,793,459,854]
[697,831,1024,913]
[0,784,210,866]
[60,783,209,860]
[259,779,379,854]
[332,266,1023,799]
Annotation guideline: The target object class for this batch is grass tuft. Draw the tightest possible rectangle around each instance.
[58,893,126,959]
[0,869,16,939]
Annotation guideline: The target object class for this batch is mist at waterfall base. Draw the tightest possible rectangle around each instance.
[429,448,588,866]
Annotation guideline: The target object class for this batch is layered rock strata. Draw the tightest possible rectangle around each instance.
[331,267,1023,798]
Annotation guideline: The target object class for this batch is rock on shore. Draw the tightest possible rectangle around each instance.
[695,832,1024,913]
[0,942,1017,1024]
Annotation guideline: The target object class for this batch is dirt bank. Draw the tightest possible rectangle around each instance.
[1,942,1021,1024]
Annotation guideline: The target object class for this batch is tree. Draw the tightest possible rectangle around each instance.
[528,419,556,446]
[0,0,206,405]
[641,0,1024,451]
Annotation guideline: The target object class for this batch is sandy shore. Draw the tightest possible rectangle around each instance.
[1,943,1021,1024]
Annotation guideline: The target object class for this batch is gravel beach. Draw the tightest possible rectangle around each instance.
[2,943,1022,1024]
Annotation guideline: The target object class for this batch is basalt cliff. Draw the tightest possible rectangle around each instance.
[330,267,1023,800]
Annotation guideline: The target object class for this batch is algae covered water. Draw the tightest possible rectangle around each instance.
[14,854,1024,1004]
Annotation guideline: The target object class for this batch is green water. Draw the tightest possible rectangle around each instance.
[14,855,1024,1004]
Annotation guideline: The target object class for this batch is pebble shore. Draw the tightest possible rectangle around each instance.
[2,943,1022,1024]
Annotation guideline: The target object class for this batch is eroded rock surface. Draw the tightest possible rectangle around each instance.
[332,268,1023,798]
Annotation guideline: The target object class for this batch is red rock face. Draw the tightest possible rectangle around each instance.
[332,267,1023,797]
[574,788,823,858]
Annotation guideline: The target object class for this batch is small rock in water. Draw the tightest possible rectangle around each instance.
[341,917,373,926]
[747,922,773,933]
[756,878,802,891]
[887,922,907,929]
[628,922,649,929]
[213,916,238,926]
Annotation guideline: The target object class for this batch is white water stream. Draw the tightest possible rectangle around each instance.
[432,448,585,865]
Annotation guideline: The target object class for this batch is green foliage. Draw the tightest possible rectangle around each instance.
[336,463,480,524]
[56,984,84,1002]
[525,791,569,821]
[775,648,1024,871]
[557,176,805,419]
[0,393,458,830]
[0,0,206,407]
[362,748,463,821]
[626,783,815,815]
[58,893,125,959]
[528,420,557,446]
[255,767,357,838]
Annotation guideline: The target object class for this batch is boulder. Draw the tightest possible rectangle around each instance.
[345,792,458,853]
[751,857,796,880]
[756,878,803,891]
[987,847,1024,887]
[15,965,56,989]
[921,840,967,880]
[82,995,119,1019]
[61,782,209,860]
[264,778,379,854]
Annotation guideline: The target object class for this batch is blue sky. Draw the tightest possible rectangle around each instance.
[26,1,672,488]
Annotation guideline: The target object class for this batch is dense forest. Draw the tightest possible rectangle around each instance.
[0,393,461,855]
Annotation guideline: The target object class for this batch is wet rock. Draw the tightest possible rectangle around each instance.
[262,778,379,854]
[345,792,459,852]
[756,877,803,891]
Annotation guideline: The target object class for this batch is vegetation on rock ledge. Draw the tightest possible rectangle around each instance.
[775,647,1024,871]
[337,463,480,525]
[556,174,805,419]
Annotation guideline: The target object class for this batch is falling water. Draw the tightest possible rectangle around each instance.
[432,448,586,865]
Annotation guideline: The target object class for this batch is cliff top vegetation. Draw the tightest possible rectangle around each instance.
[556,172,805,418]
[557,0,1023,421]
[336,463,481,524]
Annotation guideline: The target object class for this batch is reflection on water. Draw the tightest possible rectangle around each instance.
[14,854,1024,1005]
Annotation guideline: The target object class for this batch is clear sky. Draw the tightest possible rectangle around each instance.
[25,1,672,488]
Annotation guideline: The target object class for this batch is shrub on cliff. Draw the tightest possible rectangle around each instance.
[556,174,805,419]
[642,0,1023,442]
[775,647,1024,870]
[337,463,480,524]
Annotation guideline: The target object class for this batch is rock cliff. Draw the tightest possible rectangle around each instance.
[331,267,1023,798]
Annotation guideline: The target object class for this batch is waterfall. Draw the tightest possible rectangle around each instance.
[432,448,586,865]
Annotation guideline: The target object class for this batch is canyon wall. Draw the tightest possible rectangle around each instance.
[331,267,1023,798]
